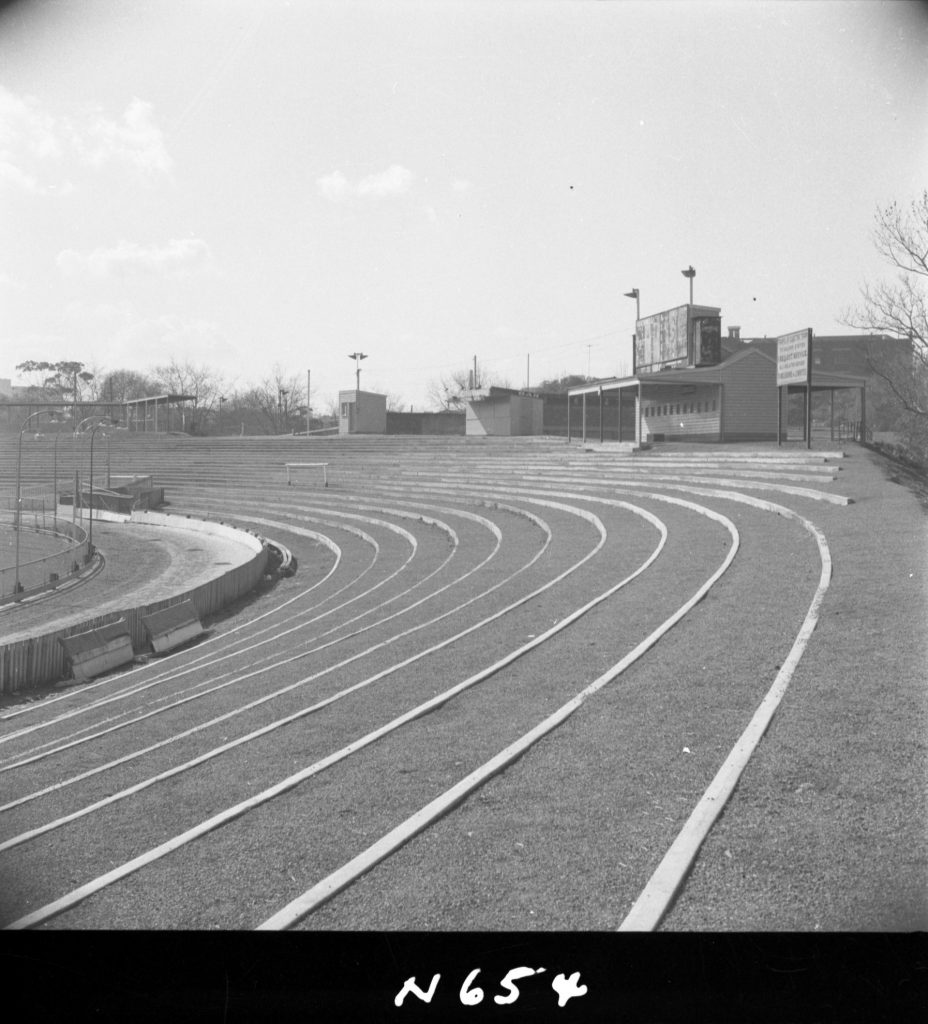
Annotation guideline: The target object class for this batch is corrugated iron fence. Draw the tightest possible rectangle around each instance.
[0,515,268,694]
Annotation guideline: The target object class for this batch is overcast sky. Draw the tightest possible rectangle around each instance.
[2,0,926,411]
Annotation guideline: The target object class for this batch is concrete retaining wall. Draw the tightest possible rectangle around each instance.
[0,513,268,694]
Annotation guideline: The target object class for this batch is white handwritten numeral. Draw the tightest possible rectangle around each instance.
[394,974,440,1007]
[551,971,588,1007]
[459,968,485,1005]
[494,966,544,1005]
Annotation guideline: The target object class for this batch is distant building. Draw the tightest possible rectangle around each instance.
[462,386,543,436]
[0,378,12,400]
[741,333,911,376]
[568,304,869,444]
[385,409,465,435]
[338,389,387,434]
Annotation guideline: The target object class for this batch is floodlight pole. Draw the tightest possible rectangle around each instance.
[682,266,695,305]
[348,353,368,428]
[53,424,65,529]
[78,417,117,557]
[624,288,640,374]
[348,352,367,391]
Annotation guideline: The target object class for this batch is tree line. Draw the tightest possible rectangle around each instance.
[7,359,330,436]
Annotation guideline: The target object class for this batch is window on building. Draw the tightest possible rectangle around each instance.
[341,402,349,417]
[711,400,717,412]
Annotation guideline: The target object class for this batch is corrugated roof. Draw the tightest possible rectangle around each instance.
[122,394,197,406]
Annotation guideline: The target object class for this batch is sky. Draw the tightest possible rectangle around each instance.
[1,0,927,412]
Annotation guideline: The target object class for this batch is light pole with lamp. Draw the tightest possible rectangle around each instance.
[51,413,74,529]
[348,352,367,430]
[348,351,368,390]
[77,417,118,556]
[624,288,640,375]
[13,407,69,600]
[682,265,695,305]
[105,421,128,487]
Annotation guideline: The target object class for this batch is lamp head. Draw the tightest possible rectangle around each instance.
[624,288,639,300]
[681,266,696,279]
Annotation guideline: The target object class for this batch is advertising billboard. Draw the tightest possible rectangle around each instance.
[635,305,689,372]
[635,305,722,373]
[776,329,812,386]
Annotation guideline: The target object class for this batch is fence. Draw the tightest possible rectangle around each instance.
[0,512,268,692]
[0,512,90,603]
[837,420,873,443]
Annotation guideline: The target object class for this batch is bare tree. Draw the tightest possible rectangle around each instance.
[233,365,307,434]
[843,191,928,457]
[366,383,406,412]
[98,368,157,403]
[150,358,226,434]
[426,364,511,411]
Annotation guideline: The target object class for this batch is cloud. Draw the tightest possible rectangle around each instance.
[0,159,40,193]
[357,164,413,198]
[0,86,172,193]
[451,178,473,193]
[113,314,240,366]
[317,164,414,202]
[71,98,173,176]
[64,300,133,326]
[0,270,26,291]
[317,170,350,202]
[56,238,213,279]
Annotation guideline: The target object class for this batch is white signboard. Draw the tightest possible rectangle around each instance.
[777,329,811,387]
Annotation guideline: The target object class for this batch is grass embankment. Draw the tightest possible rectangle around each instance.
[662,445,928,929]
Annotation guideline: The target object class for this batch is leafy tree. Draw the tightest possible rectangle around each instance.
[15,359,94,402]
[842,190,928,460]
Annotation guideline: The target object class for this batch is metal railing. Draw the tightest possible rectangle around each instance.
[0,509,90,604]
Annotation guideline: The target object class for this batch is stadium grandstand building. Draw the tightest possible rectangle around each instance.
[566,307,875,444]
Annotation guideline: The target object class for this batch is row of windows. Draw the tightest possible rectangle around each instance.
[644,400,717,417]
